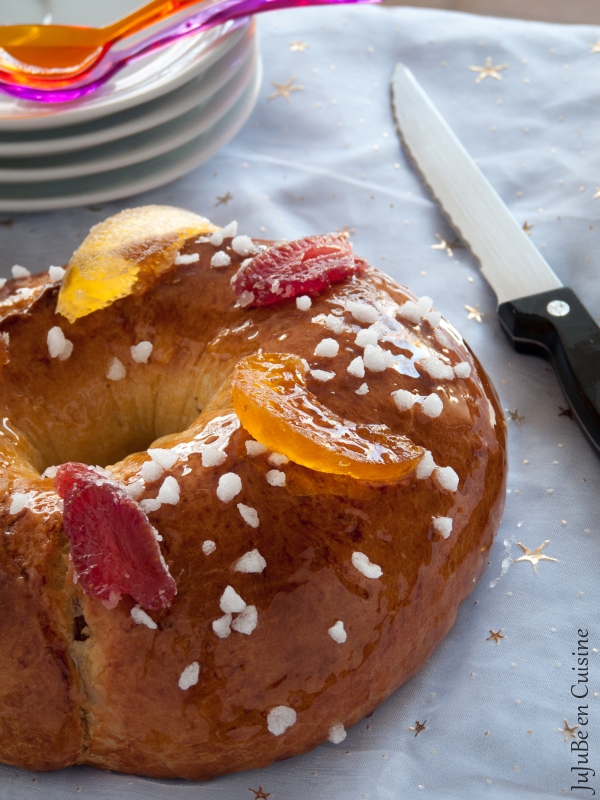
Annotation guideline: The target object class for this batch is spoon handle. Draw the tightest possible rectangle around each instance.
[104,0,213,42]
[0,0,380,103]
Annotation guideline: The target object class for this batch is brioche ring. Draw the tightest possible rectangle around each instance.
[0,206,506,779]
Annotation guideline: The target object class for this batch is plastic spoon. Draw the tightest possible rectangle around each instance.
[0,0,379,96]
[0,0,226,83]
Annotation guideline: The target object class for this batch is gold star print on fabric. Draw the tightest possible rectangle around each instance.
[522,221,534,235]
[409,720,427,737]
[268,77,304,101]
[430,234,463,257]
[558,719,579,742]
[249,788,271,799]
[507,409,525,425]
[465,304,485,323]
[487,629,506,644]
[336,224,356,238]
[593,188,600,199]
[514,541,558,574]
[590,40,600,53]
[215,192,233,206]
[469,57,509,83]
[290,40,308,52]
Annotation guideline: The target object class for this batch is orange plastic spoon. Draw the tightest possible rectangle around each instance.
[0,0,209,82]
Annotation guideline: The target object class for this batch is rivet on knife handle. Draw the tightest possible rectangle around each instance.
[498,288,600,453]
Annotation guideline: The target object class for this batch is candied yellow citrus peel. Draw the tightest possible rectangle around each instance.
[232,353,423,482]
[57,205,215,322]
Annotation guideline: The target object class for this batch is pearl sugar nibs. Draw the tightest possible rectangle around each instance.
[328,620,347,643]
[156,475,180,505]
[267,706,297,736]
[266,469,286,487]
[174,252,199,265]
[363,344,394,372]
[148,448,178,470]
[397,300,421,324]
[231,235,256,256]
[454,361,471,379]
[310,369,335,382]
[324,314,345,334]
[131,606,157,630]
[231,605,258,635]
[433,517,453,539]
[417,295,433,315]
[212,614,232,638]
[416,450,436,479]
[328,723,347,744]
[352,551,383,579]
[237,503,259,528]
[314,338,339,358]
[220,220,238,238]
[425,309,442,328]
[202,445,227,468]
[211,251,231,268]
[216,472,242,502]
[434,466,459,493]
[417,355,454,381]
[47,326,73,361]
[421,393,443,419]
[347,355,365,378]
[245,439,268,457]
[178,662,200,690]
[48,265,66,282]
[220,585,246,614]
[106,357,126,381]
[130,341,153,363]
[355,324,382,348]
[268,452,289,467]
[10,492,30,515]
[392,389,416,411]
[234,548,266,573]
[347,301,379,324]
[141,459,163,483]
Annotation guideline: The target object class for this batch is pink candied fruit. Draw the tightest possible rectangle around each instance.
[231,234,367,307]
[55,463,176,611]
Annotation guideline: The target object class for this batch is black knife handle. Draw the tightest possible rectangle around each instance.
[498,287,600,454]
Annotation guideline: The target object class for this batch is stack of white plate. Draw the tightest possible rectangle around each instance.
[0,1,261,211]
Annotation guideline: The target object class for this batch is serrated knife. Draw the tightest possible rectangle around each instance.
[391,62,600,454]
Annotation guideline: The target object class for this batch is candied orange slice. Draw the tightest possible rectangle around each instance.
[57,205,215,322]
[232,353,423,482]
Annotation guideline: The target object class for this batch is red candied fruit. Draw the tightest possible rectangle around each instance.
[231,234,367,307]
[55,463,176,611]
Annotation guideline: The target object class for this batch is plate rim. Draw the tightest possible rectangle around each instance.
[0,26,256,156]
[0,41,257,179]
[0,57,262,212]
[0,19,252,132]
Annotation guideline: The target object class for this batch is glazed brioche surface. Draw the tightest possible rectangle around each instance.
[0,207,506,779]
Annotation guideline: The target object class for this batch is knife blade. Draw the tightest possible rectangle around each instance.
[391,62,600,455]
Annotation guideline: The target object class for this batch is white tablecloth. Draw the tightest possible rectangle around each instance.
[1,5,599,798]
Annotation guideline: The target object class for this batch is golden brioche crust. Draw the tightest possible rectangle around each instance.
[0,225,506,779]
